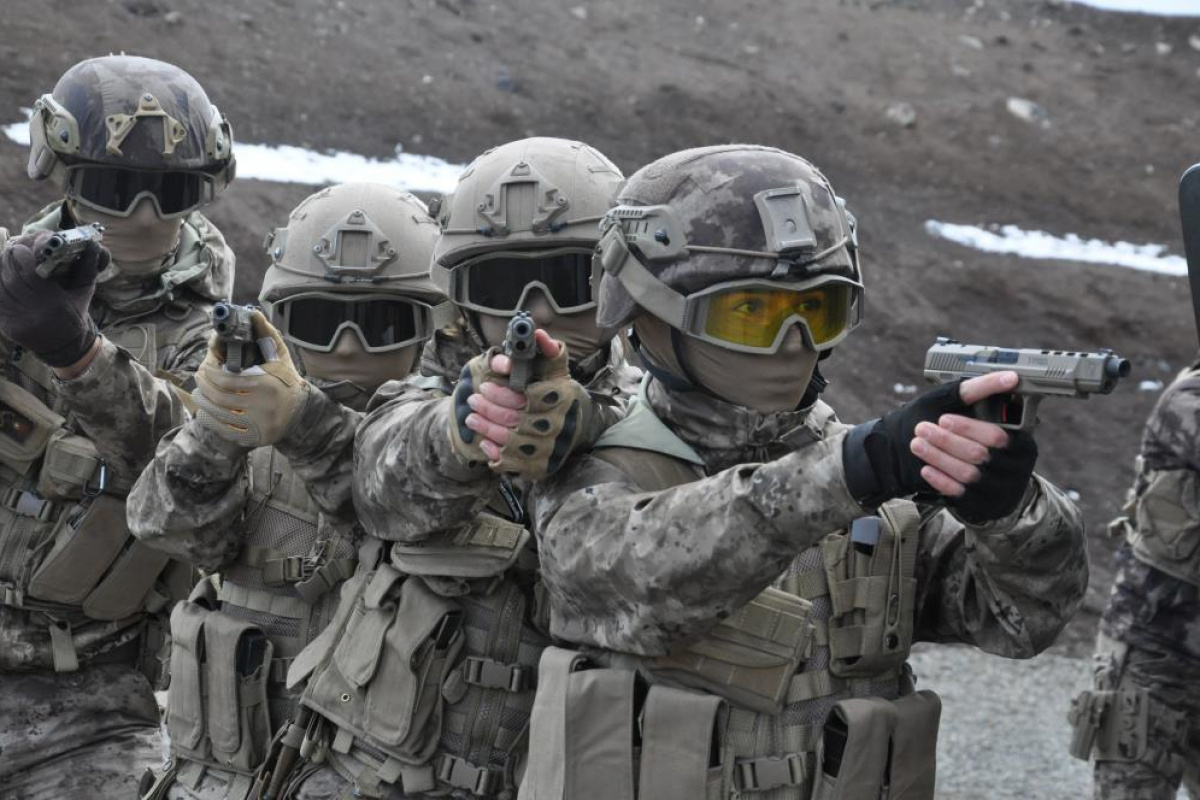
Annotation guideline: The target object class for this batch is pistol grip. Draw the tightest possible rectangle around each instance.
[971,393,1040,431]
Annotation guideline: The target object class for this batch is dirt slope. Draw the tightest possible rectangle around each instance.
[2,0,1199,653]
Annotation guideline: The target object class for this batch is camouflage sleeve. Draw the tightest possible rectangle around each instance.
[55,336,191,493]
[353,378,497,542]
[1141,372,1200,471]
[914,475,1087,657]
[275,387,361,521]
[126,417,251,572]
[530,435,865,656]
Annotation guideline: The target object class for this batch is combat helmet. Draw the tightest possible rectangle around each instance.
[260,182,452,355]
[430,137,623,317]
[594,144,863,354]
[26,55,235,218]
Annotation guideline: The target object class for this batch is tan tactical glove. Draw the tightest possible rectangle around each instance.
[193,310,310,448]
[448,342,593,480]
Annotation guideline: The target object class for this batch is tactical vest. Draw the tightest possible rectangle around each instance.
[279,498,550,799]
[144,446,360,800]
[0,304,208,674]
[520,395,941,800]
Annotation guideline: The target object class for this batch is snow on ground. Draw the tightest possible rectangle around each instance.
[2,113,463,194]
[1070,0,1200,16]
[925,221,1187,276]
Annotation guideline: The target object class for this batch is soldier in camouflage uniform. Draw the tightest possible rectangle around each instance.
[127,182,449,799]
[486,145,1089,800]
[1069,365,1200,799]
[0,56,236,799]
[264,137,639,799]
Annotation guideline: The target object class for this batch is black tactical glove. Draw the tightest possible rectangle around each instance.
[843,379,1038,523]
[0,231,108,367]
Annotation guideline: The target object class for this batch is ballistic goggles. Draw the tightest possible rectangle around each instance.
[445,247,596,315]
[596,186,864,353]
[275,292,454,353]
[65,164,223,219]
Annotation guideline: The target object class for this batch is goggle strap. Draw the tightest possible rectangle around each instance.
[598,226,690,329]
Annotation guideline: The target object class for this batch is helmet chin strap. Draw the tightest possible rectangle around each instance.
[631,328,829,412]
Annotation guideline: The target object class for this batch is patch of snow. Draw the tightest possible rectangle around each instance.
[1066,489,1082,502]
[1139,379,1166,392]
[3,111,462,194]
[893,383,919,395]
[925,221,1187,276]
[1071,0,1200,16]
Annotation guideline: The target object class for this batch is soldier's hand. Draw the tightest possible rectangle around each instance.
[843,370,1037,521]
[193,310,310,448]
[0,230,109,367]
[449,329,592,480]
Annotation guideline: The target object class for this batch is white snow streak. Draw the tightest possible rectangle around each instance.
[1071,0,1200,16]
[925,221,1187,276]
[2,113,462,194]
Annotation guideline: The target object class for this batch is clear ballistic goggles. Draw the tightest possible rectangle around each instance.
[275,292,453,353]
[446,247,596,315]
[64,165,221,219]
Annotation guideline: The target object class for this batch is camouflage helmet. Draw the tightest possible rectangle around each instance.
[259,182,446,311]
[429,136,623,292]
[27,55,234,190]
[594,145,863,348]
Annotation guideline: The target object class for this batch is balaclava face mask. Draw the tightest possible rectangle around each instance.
[297,328,420,408]
[475,290,608,362]
[71,198,184,276]
[633,314,819,413]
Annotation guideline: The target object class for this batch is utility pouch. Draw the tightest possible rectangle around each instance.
[390,512,529,580]
[167,601,211,761]
[27,494,129,606]
[304,567,464,762]
[0,379,65,476]
[887,690,941,799]
[1130,468,1200,568]
[518,647,637,800]
[1075,688,1148,763]
[36,429,103,501]
[637,685,724,800]
[647,587,813,714]
[810,697,897,800]
[821,502,919,679]
[205,613,275,773]
[288,572,368,691]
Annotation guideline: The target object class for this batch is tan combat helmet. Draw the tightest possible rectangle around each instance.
[429,137,624,303]
[27,55,235,217]
[259,182,452,354]
[594,144,864,354]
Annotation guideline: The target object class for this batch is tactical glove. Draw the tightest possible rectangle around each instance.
[843,379,1038,522]
[193,310,310,448]
[449,344,593,480]
[0,230,108,367]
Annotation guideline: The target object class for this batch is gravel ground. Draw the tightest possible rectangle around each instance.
[910,644,1189,800]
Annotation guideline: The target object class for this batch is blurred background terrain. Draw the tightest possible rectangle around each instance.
[1,1,1197,795]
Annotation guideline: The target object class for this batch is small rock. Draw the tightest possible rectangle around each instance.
[1190,34,1200,52]
[1006,97,1050,128]
[163,9,182,23]
[1139,379,1165,393]
[1156,42,1172,56]
[1145,164,1155,175]
[570,5,588,20]
[893,384,918,395]
[951,63,972,78]
[411,134,423,145]
[1066,489,1081,502]
[988,134,1003,148]
[421,74,434,85]
[743,44,760,55]
[495,67,516,92]
[694,15,706,28]
[886,102,917,128]
[994,34,1010,46]
[959,34,985,50]
[1121,42,1137,54]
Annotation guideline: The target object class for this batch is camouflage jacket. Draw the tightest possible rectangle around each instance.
[0,203,232,671]
[530,378,1089,658]
[353,326,641,541]
[126,388,359,572]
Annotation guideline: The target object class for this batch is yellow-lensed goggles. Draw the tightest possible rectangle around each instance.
[691,277,862,353]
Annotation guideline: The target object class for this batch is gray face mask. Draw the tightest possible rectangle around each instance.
[71,199,183,275]
[476,290,608,363]
[634,315,818,413]
[296,329,420,398]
